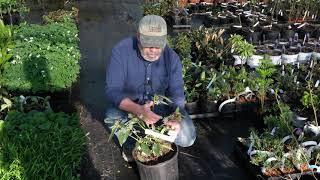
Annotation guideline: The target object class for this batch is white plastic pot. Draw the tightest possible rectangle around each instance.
[233,55,246,66]
[312,52,320,60]
[298,52,312,62]
[247,54,263,68]
[282,53,298,64]
[270,55,282,65]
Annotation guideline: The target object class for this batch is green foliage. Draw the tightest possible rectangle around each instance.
[264,102,293,138]
[0,111,86,179]
[229,34,255,60]
[1,20,80,93]
[301,91,319,109]
[175,32,191,59]
[0,0,27,14]
[0,20,13,72]
[109,96,181,163]
[191,27,227,66]
[43,7,78,24]
[141,0,177,16]
[182,58,199,102]
[250,57,276,112]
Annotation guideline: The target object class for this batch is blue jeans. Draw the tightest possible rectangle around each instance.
[104,105,196,147]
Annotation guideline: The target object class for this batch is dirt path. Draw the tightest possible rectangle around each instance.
[76,0,142,179]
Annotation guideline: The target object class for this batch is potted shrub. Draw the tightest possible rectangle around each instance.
[228,34,255,66]
[191,27,227,68]
[109,96,183,180]
[249,57,276,113]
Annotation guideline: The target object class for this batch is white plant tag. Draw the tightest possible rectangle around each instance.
[281,135,292,143]
[298,23,307,29]
[145,129,177,143]
[315,80,320,88]
[310,60,314,68]
[270,127,278,135]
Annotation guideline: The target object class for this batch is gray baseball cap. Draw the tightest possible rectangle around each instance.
[138,15,167,48]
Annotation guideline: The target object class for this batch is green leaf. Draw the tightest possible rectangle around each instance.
[38,122,51,130]
[152,143,160,156]
[3,97,12,106]
[201,71,206,80]
[140,143,151,156]
[118,128,130,146]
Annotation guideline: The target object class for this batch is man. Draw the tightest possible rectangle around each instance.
[105,15,196,162]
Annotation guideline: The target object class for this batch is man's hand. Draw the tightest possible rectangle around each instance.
[140,101,162,125]
[164,120,181,134]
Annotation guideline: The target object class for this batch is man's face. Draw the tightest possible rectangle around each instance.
[139,46,163,62]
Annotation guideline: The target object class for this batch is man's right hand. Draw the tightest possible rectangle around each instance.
[139,101,162,125]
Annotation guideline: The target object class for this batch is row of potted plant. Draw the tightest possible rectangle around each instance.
[237,87,319,177]
[0,7,86,180]
[0,7,80,93]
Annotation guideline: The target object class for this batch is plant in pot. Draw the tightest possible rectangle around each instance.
[265,50,282,65]
[301,82,320,137]
[250,57,276,114]
[141,0,177,17]
[191,27,227,68]
[248,130,284,177]
[228,34,255,66]
[203,69,220,113]
[175,32,192,60]
[109,95,182,180]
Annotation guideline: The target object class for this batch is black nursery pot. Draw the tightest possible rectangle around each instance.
[244,28,262,44]
[200,99,217,113]
[185,101,200,114]
[281,28,296,40]
[134,144,179,180]
[263,28,281,41]
[2,12,21,25]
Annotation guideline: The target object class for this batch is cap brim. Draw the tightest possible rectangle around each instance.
[139,34,166,48]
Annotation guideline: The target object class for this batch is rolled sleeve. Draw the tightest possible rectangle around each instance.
[105,47,126,107]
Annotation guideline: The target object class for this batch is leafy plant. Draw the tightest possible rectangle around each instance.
[250,57,276,113]
[0,0,27,15]
[228,34,255,64]
[0,19,13,72]
[43,7,79,24]
[1,20,80,93]
[109,95,182,163]
[191,27,227,67]
[175,32,191,59]
[141,0,177,17]
[301,83,319,126]
[0,111,86,179]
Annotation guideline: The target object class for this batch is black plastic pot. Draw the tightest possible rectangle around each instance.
[185,101,199,114]
[200,99,217,113]
[244,28,262,44]
[134,144,179,180]
[2,12,21,25]
[263,29,280,41]
[281,29,295,40]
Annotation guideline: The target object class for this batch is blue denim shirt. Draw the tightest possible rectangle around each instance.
[105,37,185,109]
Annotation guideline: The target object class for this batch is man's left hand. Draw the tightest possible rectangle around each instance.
[164,120,181,134]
